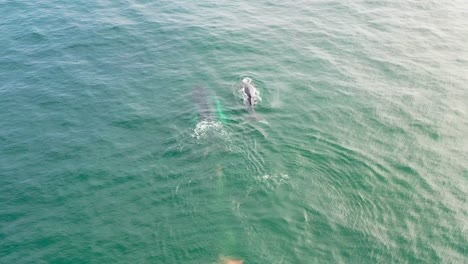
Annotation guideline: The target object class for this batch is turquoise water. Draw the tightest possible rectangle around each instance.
[1,1,467,263]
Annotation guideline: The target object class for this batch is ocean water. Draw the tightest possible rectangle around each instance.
[1,1,467,263]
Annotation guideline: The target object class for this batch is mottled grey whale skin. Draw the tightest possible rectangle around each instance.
[193,86,213,122]
[240,78,258,113]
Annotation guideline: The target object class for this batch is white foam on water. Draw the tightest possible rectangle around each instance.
[191,120,228,140]
[256,173,290,186]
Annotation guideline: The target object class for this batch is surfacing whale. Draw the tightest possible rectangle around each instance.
[240,77,260,112]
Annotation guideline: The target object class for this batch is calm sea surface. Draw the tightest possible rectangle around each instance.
[1,1,467,263]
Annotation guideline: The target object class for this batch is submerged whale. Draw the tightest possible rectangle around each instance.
[193,86,213,122]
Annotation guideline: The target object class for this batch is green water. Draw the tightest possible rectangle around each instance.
[1,1,467,263]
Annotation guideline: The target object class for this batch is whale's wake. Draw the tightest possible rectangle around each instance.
[191,120,228,140]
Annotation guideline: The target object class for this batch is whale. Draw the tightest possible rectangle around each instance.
[240,77,259,112]
[193,86,213,122]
